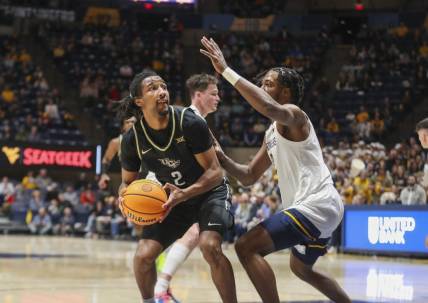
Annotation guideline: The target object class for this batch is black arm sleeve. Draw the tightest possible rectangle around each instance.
[120,129,141,172]
[182,110,213,154]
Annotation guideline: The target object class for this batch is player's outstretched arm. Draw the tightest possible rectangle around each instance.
[215,139,271,186]
[200,36,305,127]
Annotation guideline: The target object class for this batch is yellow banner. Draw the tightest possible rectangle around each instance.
[230,15,274,32]
[84,7,120,27]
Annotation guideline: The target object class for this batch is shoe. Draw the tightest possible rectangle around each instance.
[155,289,180,303]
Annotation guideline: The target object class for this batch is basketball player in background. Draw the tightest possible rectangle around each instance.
[416,118,428,148]
[154,73,221,302]
[117,70,237,303]
[201,37,351,303]
[98,116,137,189]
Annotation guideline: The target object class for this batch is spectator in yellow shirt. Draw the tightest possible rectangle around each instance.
[353,170,373,203]
[18,50,31,63]
[22,171,37,190]
[326,117,340,133]
[419,42,428,58]
[1,86,15,103]
[394,22,409,38]
[356,105,369,123]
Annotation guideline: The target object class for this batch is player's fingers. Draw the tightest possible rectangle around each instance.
[159,208,171,223]
[210,38,221,52]
[200,49,216,60]
[162,182,173,193]
[119,187,127,197]
[201,37,216,53]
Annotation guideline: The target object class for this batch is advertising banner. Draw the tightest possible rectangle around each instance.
[0,141,101,173]
[342,206,428,256]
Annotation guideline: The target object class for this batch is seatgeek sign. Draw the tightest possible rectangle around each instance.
[1,142,101,172]
[342,206,428,256]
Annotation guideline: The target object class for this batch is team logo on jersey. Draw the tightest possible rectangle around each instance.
[175,136,185,144]
[266,137,277,151]
[2,146,20,164]
[158,158,181,169]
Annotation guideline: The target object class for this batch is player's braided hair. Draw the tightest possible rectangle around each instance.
[255,67,305,105]
[117,70,159,120]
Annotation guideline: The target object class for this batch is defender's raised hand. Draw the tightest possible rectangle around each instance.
[200,36,228,74]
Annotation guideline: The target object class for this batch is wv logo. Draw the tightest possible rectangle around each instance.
[368,216,416,245]
[2,146,20,164]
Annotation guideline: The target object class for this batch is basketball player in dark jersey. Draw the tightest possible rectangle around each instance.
[117,70,237,303]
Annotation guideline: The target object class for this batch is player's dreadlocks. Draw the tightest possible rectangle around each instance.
[254,67,305,105]
[117,70,159,120]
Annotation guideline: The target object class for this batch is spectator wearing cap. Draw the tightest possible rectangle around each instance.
[400,175,426,205]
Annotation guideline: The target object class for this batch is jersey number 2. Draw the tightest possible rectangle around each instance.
[171,171,185,186]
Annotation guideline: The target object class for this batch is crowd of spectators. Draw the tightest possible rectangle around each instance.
[325,138,427,206]
[0,36,86,145]
[219,0,287,17]
[0,169,133,238]
[38,20,184,138]
[213,27,331,147]
[313,23,428,145]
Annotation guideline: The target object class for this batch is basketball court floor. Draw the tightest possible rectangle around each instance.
[0,236,427,302]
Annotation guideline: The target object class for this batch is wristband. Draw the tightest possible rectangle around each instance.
[222,67,241,86]
[101,162,110,175]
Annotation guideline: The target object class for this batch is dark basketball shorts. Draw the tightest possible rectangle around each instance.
[141,182,234,249]
[260,208,330,265]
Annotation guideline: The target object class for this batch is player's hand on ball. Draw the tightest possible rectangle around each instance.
[117,186,127,218]
[200,36,228,74]
[159,183,186,222]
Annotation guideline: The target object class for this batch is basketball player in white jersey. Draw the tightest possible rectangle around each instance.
[201,37,351,303]
[98,116,137,189]
[154,73,222,303]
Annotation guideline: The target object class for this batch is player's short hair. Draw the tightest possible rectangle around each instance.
[186,74,218,97]
[255,67,305,105]
[416,118,428,131]
[117,70,159,120]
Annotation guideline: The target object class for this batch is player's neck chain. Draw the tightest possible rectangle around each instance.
[140,106,176,152]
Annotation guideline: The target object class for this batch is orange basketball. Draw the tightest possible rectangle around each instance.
[122,179,167,225]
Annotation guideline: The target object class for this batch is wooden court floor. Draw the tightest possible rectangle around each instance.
[0,236,427,303]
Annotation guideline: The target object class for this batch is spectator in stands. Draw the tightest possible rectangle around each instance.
[380,184,399,205]
[370,112,384,140]
[84,200,106,238]
[1,86,15,103]
[416,117,428,149]
[353,170,373,204]
[21,171,37,190]
[28,207,52,235]
[0,124,13,140]
[80,184,96,208]
[63,185,79,207]
[35,169,52,190]
[393,22,409,38]
[45,99,60,121]
[29,189,46,212]
[54,206,75,235]
[27,126,41,143]
[0,176,15,207]
[400,175,427,205]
